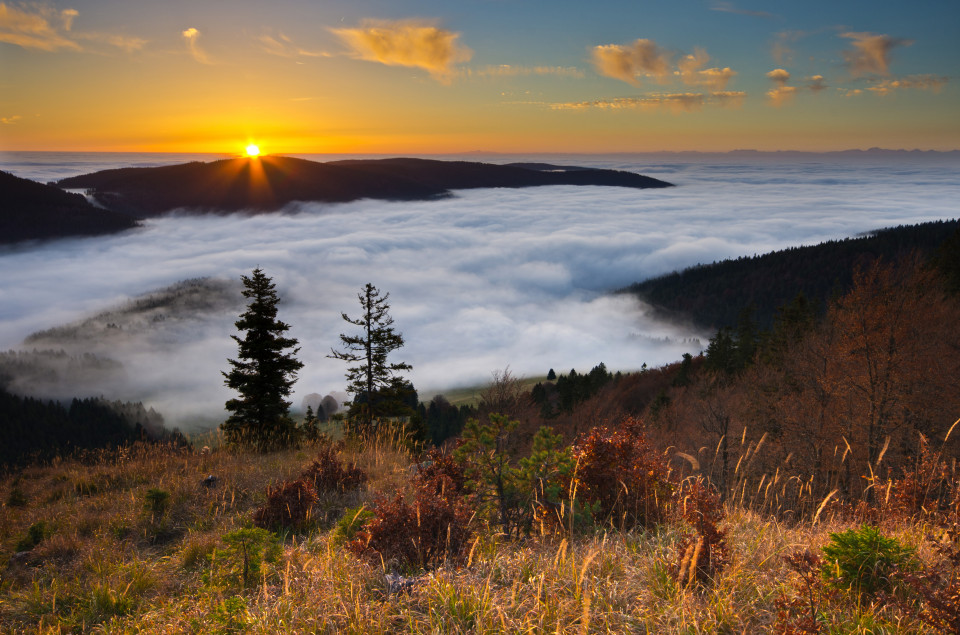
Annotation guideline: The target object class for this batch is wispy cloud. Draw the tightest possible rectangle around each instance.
[867,74,948,96]
[182,27,212,64]
[840,31,912,76]
[331,19,472,84]
[0,3,144,53]
[256,31,328,59]
[710,2,774,18]
[475,64,584,79]
[591,39,673,86]
[1,114,22,124]
[0,3,81,51]
[550,91,743,114]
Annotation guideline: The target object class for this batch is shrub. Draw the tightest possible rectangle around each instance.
[675,478,729,587]
[516,426,577,535]
[331,505,375,546]
[455,414,527,536]
[573,416,673,530]
[253,479,318,531]
[413,446,469,497]
[821,525,916,596]
[300,445,367,493]
[349,485,474,572]
[882,438,958,522]
[775,549,831,635]
[7,486,27,507]
[206,527,281,589]
[15,520,52,552]
[144,488,171,515]
[887,523,960,633]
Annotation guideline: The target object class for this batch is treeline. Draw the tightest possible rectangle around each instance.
[622,218,960,330]
[0,388,181,469]
[0,170,137,245]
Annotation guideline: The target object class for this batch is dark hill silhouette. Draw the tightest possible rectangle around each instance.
[621,219,960,331]
[0,170,138,245]
[57,156,673,216]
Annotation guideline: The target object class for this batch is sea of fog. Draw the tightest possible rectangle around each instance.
[1,151,958,428]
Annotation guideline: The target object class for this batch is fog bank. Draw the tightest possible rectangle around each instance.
[1,155,957,428]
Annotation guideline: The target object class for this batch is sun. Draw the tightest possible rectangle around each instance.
[244,144,261,157]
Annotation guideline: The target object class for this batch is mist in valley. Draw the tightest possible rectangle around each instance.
[1,155,957,430]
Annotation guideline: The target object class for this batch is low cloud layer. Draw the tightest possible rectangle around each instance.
[2,155,957,428]
[332,19,472,83]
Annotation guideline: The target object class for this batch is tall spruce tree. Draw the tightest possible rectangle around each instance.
[329,283,412,433]
[222,268,303,450]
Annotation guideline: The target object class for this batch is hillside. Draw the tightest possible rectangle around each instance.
[0,170,138,245]
[56,157,673,216]
[2,220,959,632]
[621,218,960,330]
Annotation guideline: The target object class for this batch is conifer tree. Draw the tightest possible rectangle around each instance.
[222,268,303,451]
[329,283,412,433]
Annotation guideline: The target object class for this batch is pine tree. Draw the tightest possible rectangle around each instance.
[329,283,412,434]
[222,268,303,451]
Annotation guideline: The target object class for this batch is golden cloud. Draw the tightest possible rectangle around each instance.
[766,68,791,85]
[840,31,912,76]
[182,27,212,64]
[332,20,472,83]
[591,39,673,86]
[766,85,797,107]
[677,48,736,90]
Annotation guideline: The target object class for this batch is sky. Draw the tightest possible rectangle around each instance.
[1,0,959,153]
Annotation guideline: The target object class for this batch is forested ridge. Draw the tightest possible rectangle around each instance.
[621,218,960,330]
[0,170,138,245]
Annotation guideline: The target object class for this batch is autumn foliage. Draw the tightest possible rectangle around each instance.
[572,416,673,530]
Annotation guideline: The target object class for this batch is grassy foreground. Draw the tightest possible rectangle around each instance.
[0,433,953,634]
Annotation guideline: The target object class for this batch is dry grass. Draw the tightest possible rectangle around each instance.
[0,431,951,633]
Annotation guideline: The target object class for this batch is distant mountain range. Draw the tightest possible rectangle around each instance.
[56,156,673,216]
[0,170,138,245]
